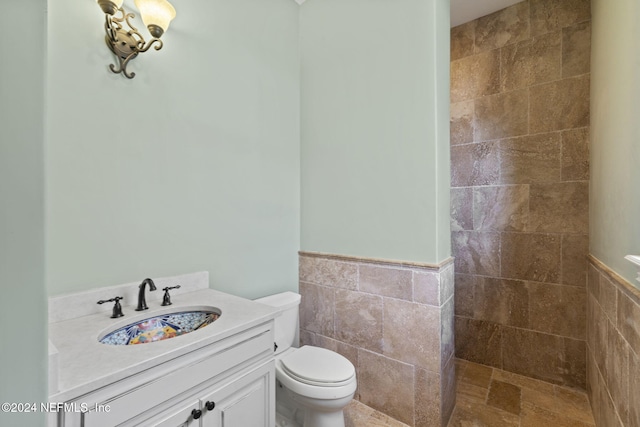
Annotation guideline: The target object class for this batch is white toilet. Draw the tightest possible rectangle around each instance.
[255,292,357,427]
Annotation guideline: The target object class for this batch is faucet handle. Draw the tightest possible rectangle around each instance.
[161,285,181,306]
[97,296,124,318]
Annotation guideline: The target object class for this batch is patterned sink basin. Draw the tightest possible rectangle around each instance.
[99,309,221,346]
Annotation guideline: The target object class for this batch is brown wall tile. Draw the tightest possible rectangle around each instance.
[629,352,640,427]
[383,298,441,372]
[502,327,565,384]
[300,281,334,337]
[451,142,500,187]
[359,264,412,300]
[452,231,501,276]
[473,185,529,231]
[415,368,441,427]
[358,350,415,426]
[530,0,591,37]
[299,256,358,290]
[501,233,561,282]
[451,50,500,103]
[605,320,629,425]
[455,317,503,368]
[475,2,530,53]
[451,187,473,231]
[529,74,590,133]
[454,273,476,318]
[529,181,589,233]
[561,127,590,181]
[562,20,591,77]
[599,275,618,325]
[499,132,561,184]
[450,100,474,145]
[474,277,530,328]
[561,234,589,287]
[335,289,383,353]
[618,291,640,356]
[527,282,586,339]
[500,31,561,92]
[451,20,475,61]
[414,270,440,307]
[474,88,529,141]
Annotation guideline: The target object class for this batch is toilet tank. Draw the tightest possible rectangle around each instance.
[254,291,301,355]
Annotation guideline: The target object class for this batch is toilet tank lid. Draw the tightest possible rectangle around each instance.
[254,291,301,311]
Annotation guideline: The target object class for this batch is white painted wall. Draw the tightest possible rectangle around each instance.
[46,0,300,298]
[300,0,451,264]
[590,0,640,285]
[0,1,47,425]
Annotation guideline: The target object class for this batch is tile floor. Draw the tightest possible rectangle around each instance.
[344,358,596,427]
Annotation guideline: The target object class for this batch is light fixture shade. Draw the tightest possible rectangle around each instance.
[97,0,124,15]
[134,0,176,35]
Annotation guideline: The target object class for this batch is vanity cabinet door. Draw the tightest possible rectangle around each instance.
[138,398,201,427]
[200,361,274,427]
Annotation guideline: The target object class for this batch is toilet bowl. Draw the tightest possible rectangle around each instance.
[255,292,357,427]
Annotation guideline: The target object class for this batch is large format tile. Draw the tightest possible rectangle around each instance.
[499,132,561,184]
[475,1,530,53]
[335,289,383,353]
[451,20,475,61]
[561,234,589,287]
[473,277,530,328]
[500,30,561,92]
[501,233,561,283]
[474,88,529,141]
[358,350,415,426]
[473,185,529,231]
[359,264,412,301]
[299,281,334,337]
[455,317,502,368]
[383,298,441,372]
[527,281,586,339]
[486,380,521,415]
[451,50,500,103]
[562,20,591,77]
[299,255,358,290]
[450,187,473,232]
[530,0,591,37]
[561,127,590,181]
[502,327,565,384]
[529,74,590,133]
[452,231,501,276]
[450,100,474,146]
[448,398,520,427]
[529,181,589,233]
[451,142,500,187]
[415,368,442,427]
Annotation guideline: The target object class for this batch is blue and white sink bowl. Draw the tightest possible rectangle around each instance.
[99,308,221,346]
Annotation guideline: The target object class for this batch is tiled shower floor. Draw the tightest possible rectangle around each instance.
[344,358,596,427]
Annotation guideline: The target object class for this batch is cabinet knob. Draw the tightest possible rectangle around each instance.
[191,409,202,419]
[205,401,215,411]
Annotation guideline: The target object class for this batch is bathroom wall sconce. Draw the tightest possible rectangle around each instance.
[97,0,176,79]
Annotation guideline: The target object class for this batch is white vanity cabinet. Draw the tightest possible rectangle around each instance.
[55,321,275,427]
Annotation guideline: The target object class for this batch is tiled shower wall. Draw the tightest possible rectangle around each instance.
[587,257,640,427]
[298,252,455,427]
[450,0,591,389]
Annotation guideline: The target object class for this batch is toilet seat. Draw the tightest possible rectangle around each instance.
[280,346,355,387]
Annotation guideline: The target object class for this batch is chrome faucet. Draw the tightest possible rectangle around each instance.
[135,278,156,311]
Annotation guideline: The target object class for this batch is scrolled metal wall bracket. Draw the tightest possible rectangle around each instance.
[103,10,163,79]
[96,0,176,79]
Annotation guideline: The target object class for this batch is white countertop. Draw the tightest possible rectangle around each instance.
[49,288,279,402]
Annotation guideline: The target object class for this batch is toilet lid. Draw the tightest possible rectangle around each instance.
[280,346,355,386]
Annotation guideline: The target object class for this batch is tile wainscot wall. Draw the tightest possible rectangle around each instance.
[450,0,591,389]
[587,256,640,427]
[298,252,455,427]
